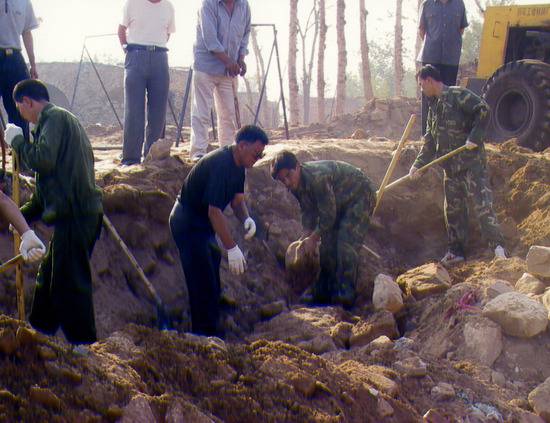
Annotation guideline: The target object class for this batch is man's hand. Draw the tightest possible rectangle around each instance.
[20,230,46,262]
[465,140,478,150]
[408,166,421,181]
[226,61,241,77]
[243,217,256,240]
[29,65,38,79]
[238,59,247,77]
[4,124,23,146]
[227,245,246,275]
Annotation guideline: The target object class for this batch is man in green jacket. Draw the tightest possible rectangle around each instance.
[4,79,103,346]
[409,65,506,266]
[272,151,376,308]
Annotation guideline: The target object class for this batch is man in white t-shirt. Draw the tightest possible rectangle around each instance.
[0,0,39,141]
[118,0,176,166]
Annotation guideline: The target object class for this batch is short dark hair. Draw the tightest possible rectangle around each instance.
[13,79,50,103]
[235,125,269,145]
[416,65,442,82]
[271,150,299,179]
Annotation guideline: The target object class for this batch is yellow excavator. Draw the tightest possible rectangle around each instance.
[465,4,550,151]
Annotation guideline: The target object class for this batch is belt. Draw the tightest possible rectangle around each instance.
[126,44,168,52]
[0,48,18,56]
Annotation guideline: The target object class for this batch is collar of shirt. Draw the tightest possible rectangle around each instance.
[31,103,54,136]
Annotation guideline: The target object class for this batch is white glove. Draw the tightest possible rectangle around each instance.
[20,230,46,262]
[408,166,421,181]
[465,140,478,150]
[4,124,23,147]
[243,217,256,240]
[227,245,246,275]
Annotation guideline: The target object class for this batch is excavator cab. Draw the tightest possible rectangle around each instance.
[465,4,550,151]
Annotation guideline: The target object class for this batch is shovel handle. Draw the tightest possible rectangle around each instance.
[0,254,23,275]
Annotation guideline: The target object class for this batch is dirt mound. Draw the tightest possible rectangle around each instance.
[0,131,548,420]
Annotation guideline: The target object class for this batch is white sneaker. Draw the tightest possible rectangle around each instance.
[440,251,465,266]
[494,245,507,259]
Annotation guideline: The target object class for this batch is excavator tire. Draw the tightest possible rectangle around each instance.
[482,59,550,151]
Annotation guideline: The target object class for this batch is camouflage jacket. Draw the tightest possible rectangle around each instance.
[291,161,374,237]
[414,86,489,175]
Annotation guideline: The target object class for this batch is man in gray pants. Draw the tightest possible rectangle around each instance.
[118,0,176,166]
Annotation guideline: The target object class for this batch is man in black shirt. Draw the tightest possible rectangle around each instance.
[169,125,268,336]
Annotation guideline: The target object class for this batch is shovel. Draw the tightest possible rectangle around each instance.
[102,215,171,330]
[0,254,23,275]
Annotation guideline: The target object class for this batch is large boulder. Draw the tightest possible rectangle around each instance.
[516,273,546,296]
[484,279,515,301]
[462,317,503,367]
[372,274,404,314]
[482,292,548,338]
[349,311,399,348]
[397,263,451,300]
[529,377,550,421]
[527,246,550,278]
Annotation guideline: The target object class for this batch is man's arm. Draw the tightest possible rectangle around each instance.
[208,205,236,249]
[22,31,37,79]
[418,1,427,40]
[118,25,128,51]
[0,191,30,235]
[237,4,251,76]
[230,193,249,223]
[413,107,437,168]
[458,90,489,146]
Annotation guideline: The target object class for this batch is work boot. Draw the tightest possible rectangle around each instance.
[440,251,465,267]
[494,245,507,260]
[332,283,355,310]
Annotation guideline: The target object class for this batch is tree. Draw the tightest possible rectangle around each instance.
[317,0,327,123]
[335,0,347,116]
[250,28,270,127]
[415,0,422,98]
[359,0,374,101]
[289,0,300,125]
[394,0,404,96]
[297,2,319,125]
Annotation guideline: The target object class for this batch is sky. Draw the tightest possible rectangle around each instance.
[30,0,549,97]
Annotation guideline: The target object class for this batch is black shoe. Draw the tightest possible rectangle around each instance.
[120,159,141,166]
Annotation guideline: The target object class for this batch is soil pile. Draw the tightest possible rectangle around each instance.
[0,131,548,421]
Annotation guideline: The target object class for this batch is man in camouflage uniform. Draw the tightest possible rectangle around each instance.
[409,65,506,265]
[271,151,376,308]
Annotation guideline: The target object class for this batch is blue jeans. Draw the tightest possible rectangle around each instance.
[0,49,30,140]
[122,50,170,163]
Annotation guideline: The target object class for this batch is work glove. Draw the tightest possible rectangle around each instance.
[4,124,23,147]
[20,229,46,262]
[227,245,246,275]
[465,140,478,150]
[408,166,421,181]
[243,217,256,240]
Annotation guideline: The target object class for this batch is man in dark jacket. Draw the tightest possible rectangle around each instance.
[5,79,103,346]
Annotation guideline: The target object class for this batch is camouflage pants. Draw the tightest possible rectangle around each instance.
[313,184,375,307]
[444,165,504,257]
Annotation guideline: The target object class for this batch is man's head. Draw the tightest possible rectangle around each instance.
[271,150,301,191]
[233,125,269,168]
[416,65,444,98]
[13,79,50,124]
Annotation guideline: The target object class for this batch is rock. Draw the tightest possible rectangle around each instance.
[542,290,550,314]
[394,356,427,377]
[491,371,506,387]
[397,263,451,300]
[144,138,172,162]
[484,279,514,301]
[351,128,368,139]
[0,328,17,355]
[423,409,448,423]
[367,336,394,352]
[529,377,550,421]
[463,317,503,366]
[260,301,286,319]
[29,386,61,410]
[350,311,399,348]
[338,361,399,397]
[527,246,550,278]
[518,411,546,423]
[330,322,353,349]
[483,292,548,338]
[16,327,37,347]
[377,397,394,417]
[431,383,455,401]
[121,395,156,423]
[372,274,404,314]
[165,401,216,423]
[37,346,57,361]
[289,372,317,398]
[516,273,546,296]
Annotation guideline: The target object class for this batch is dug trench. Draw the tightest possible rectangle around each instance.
[0,133,548,421]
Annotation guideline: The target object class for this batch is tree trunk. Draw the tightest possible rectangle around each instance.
[289,0,300,125]
[299,4,319,125]
[415,0,422,98]
[359,0,374,101]
[394,0,404,97]
[250,28,270,126]
[335,0,347,116]
[317,0,327,123]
